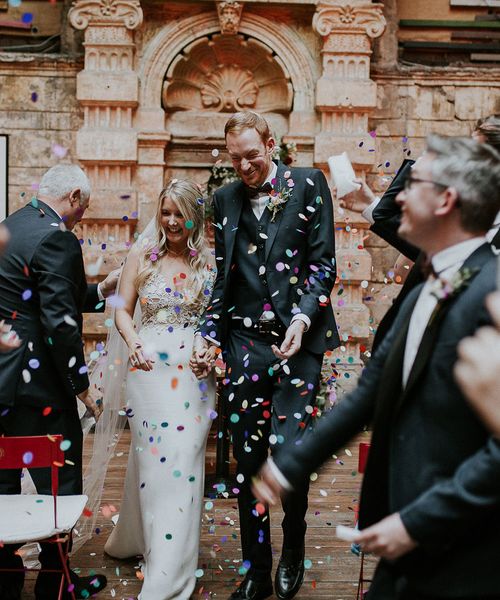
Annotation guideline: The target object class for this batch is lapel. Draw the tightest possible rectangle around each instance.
[264,161,289,262]
[373,289,420,424]
[400,243,494,408]
[222,181,246,281]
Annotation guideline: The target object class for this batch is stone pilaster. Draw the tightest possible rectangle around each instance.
[69,0,144,349]
[312,1,386,391]
[68,0,144,256]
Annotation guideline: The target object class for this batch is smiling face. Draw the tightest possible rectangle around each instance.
[160,195,189,250]
[396,153,446,250]
[226,127,275,188]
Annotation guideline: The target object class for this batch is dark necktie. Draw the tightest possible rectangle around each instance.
[420,256,438,279]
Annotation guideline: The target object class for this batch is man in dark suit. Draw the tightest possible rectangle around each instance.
[0,164,116,599]
[191,111,339,600]
[344,116,500,352]
[253,135,500,599]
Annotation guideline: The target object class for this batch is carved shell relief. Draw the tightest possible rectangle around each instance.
[162,34,292,114]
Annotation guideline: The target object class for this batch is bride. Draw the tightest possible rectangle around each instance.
[103,179,216,599]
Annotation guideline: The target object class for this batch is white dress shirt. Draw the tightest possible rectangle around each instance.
[249,162,278,220]
[402,237,486,386]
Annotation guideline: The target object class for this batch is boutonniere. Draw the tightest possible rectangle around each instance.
[266,172,294,222]
[428,266,479,325]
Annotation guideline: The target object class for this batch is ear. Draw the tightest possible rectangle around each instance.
[69,188,81,205]
[435,187,459,217]
[266,137,276,155]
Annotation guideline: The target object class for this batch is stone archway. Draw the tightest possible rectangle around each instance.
[134,10,321,224]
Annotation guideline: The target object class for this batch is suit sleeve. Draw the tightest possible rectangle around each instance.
[295,169,337,327]
[272,323,399,488]
[82,283,105,313]
[370,159,420,261]
[31,229,89,397]
[197,192,226,344]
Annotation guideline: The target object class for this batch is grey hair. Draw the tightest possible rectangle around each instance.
[426,134,500,234]
[38,164,91,202]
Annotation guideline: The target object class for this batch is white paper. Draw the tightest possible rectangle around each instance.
[336,525,360,542]
[328,152,361,199]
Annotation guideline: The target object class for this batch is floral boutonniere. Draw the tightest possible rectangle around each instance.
[266,172,294,222]
[428,266,479,325]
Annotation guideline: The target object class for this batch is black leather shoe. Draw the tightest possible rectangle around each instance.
[35,571,107,599]
[228,576,273,600]
[274,550,305,600]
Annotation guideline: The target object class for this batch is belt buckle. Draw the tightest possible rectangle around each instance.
[257,320,274,335]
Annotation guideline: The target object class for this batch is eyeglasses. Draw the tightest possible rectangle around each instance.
[403,176,449,191]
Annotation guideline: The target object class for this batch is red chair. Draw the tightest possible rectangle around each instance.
[0,435,88,599]
[356,442,371,600]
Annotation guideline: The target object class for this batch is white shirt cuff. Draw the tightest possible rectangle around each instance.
[97,282,105,302]
[267,457,293,492]
[195,331,221,347]
[361,196,381,225]
[291,313,311,332]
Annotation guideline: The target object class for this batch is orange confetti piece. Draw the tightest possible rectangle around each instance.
[255,502,266,515]
[82,507,93,517]
[42,407,52,416]
[171,377,178,389]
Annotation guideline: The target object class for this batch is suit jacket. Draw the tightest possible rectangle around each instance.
[199,161,340,354]
[0,201,102,409]
[274,243,500,596]
[371,159,418,261]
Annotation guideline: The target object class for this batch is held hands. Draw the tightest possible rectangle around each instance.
[272,320,306,360]
[189,335,216,380]
[339,177,376,214]
[77,386,103,422]
[129,339,155,371]
[0,320,21,353]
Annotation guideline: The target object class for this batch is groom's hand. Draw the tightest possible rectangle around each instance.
[190,335,216,379]
[272,320,306,360]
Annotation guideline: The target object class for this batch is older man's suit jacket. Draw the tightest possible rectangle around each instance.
[274,243,500,596]
[0,201,102,408]
[199,161,340,354]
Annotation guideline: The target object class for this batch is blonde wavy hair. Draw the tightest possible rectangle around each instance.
[134,179,212,305]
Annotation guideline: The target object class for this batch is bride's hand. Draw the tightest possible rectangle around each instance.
[129,340,155,371]
[189,341,216,379]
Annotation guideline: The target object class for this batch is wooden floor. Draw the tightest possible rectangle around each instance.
[22,428,375,599]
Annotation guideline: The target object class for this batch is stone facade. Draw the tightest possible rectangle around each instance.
[1,0,500,394]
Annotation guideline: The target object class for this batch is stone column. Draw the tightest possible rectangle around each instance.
[68,0,143,231]
[68,0,144,350]
[312,1,386,395]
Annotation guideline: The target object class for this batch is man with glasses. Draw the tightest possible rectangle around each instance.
[192,111,339,600]
[253,135,500,600]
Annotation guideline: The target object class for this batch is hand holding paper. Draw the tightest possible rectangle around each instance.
[328,152,361,199]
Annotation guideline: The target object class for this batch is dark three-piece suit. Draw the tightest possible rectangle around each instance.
[199,160,340,579]
[274,242,500,598]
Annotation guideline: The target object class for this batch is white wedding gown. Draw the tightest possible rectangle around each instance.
[105,269,216,600]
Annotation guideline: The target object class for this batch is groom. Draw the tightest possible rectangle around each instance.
[193,111,339,600]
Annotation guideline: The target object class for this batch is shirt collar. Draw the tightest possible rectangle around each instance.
[431,236,486,277]
[264,162,278,187]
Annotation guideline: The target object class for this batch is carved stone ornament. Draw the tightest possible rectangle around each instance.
[313,2,386,39]
[68,0,143,30]
[201,65,258,112]
[217,1,243,35]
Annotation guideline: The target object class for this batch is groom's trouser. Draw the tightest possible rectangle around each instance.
[0,404,83,596]
[223,328,323,580]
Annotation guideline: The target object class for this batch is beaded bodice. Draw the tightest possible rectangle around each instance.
[138,265,216,332]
